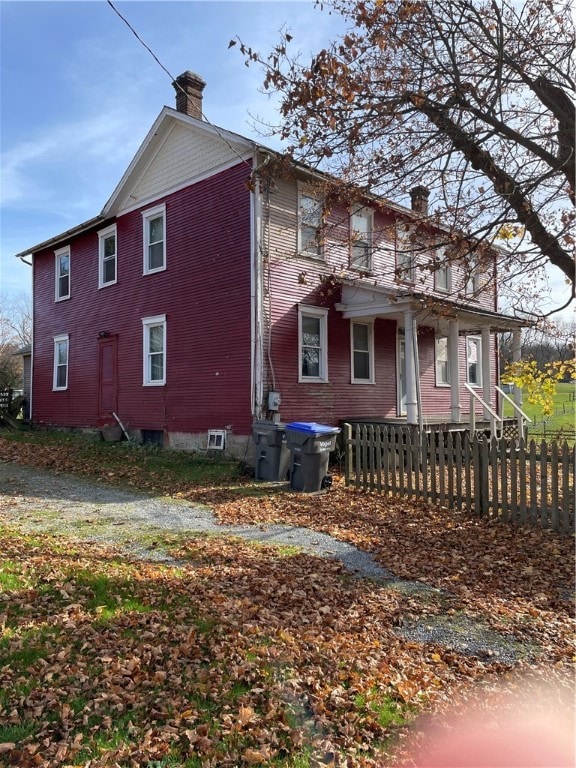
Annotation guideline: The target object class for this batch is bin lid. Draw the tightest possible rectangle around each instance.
[252,419,286,431]
[286,421,340,435]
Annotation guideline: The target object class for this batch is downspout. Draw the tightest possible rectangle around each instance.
[250,153,266,420]
[17,253,33,421]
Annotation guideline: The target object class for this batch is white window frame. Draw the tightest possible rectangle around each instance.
[142,204,166,275]
[298,305,328,383]
[298,191,324,259]
[350,321,375,383]
[465,255,481,296]
[434,249,451,292]
[435,336,450,386]
[466,335,482,387]
[350,207,373,271]
[142,314,167,386]
[98,224,117,288]
[55,246,71,301]
[53,334,69,391]
[396,227,415,283]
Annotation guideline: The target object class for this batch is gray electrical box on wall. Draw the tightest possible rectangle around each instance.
[268,391,281,411]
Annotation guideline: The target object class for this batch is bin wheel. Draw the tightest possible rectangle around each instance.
[321,475,333,490]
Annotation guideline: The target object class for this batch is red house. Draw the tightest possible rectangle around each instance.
[15,72,526,456]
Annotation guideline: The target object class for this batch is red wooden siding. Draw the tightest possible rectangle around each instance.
[32,162,254,437]
[262,180,499,427]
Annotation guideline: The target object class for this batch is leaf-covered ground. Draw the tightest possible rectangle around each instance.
[0,434,574,767]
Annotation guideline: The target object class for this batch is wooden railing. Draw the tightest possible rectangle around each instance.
[343,423,574,534]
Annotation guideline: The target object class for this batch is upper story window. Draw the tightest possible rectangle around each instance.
[467,335,482,387]
[143,204,166,274]
[298,305,328,382]
[396,227,415,283]
[53,334,69,390]
[465,254,481,296]
[435,336,450,386]
[298,192,323,258]
[142,315,166,386]
[350,208,373,271]
[98,224,117,288]
[351,321,374,383]
[55,247,70,301]
[434,249,451,292]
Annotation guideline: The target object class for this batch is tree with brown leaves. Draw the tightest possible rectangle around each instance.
[235,0,575,315]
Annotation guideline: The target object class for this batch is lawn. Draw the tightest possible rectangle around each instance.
[503,381,576,440]
[0,430,574,767]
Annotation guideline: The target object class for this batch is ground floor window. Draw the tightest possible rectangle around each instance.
[435,336,449,386]
[53,334,69,390]
[467,335,482,386]
[351,321,374,383]
[142,315,166,385]
[298,305,328,382]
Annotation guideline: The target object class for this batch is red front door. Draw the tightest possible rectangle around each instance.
[98,336,118,423]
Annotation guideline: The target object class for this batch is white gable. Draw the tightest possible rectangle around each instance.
[104,109,255,216]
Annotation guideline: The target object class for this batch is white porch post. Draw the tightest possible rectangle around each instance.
[512,329,523,437]
[482,327,491,420]
[448,319,461,422]
[404,310,418,425]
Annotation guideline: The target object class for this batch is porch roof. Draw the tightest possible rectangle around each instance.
[335,280,531,334]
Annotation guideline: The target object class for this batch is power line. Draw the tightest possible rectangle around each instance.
[106,0,255,171]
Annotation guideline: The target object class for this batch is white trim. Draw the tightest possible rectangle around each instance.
[102,107,256,217]
[434,248,451,292]
[298,188,324,259]
[142,314,167,386]
[397,332,406,416]
[350,207,373,271]
[115,156,252,217]
[142,204,166,275]
[98,223,117,289]
[434,335,450,386]
[350,320,375,384]
[298,305,328,383]
[54,246,70,301]
[466,334,482,388]
[53,334,69,391]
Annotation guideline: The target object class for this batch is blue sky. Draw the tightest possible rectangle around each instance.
[0,0,346,298]
[1,1,573,320]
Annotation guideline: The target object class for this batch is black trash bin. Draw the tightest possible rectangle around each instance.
[252,420,291,481]
[285,422,341,492]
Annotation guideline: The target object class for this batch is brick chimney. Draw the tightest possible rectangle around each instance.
[410,185,430,215]
[172,71,206,119]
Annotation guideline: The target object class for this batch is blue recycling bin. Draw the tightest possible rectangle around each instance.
[285,422,341,492]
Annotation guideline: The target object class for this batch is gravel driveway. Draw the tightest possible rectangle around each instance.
[0,460,535,664]
[0,460,394,580]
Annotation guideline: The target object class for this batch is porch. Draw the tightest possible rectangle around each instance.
[335,280,531,439]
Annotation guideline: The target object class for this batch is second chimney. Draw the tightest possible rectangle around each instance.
[410,185,430,216]
[173,71,206,120]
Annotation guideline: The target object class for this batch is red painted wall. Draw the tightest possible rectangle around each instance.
[32,162,254,437]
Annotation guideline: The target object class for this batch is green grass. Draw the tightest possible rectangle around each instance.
[1,427,245,485]
[503,382,576,440]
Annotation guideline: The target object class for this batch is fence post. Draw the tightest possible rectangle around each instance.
[344,423,352,486]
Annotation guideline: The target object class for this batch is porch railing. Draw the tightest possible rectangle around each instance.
[495,384,532,441]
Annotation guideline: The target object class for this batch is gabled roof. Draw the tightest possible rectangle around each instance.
[13,107,261,259]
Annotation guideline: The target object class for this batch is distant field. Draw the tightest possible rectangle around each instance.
[503,382,576,440]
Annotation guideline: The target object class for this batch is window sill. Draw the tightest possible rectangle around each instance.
[143,266,167,276]
[298,377,328,384]
[55,296,70,303]
[98,280,118,290]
